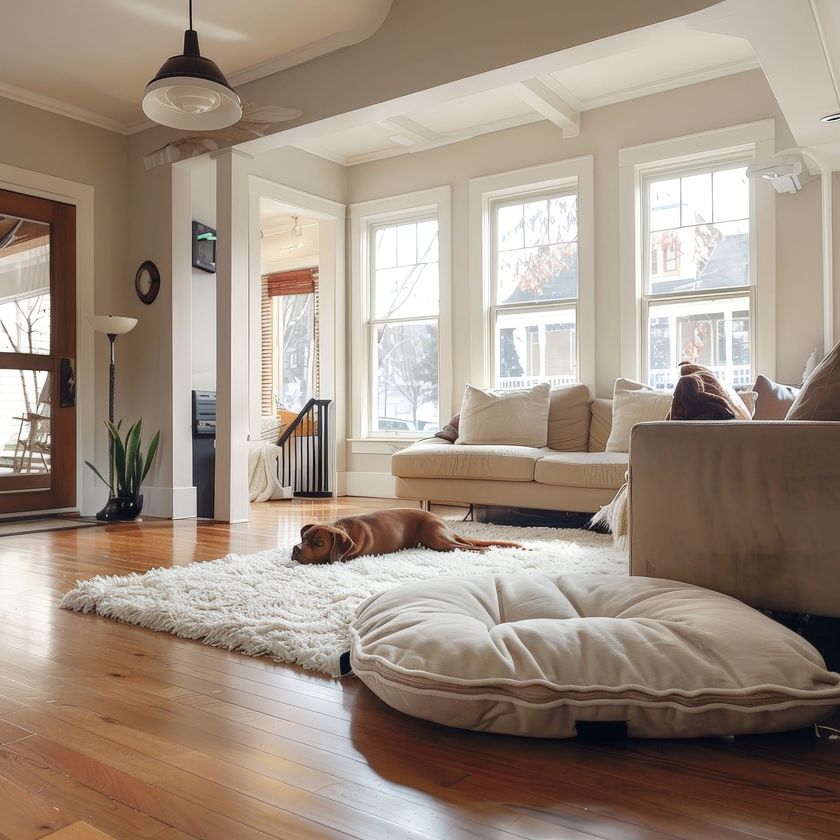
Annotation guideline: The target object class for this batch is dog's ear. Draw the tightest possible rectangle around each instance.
[300,523,317,541]
[329,527,357,563]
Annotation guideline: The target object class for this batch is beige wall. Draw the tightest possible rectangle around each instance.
[0,96,128,512]
[347,69,822,400]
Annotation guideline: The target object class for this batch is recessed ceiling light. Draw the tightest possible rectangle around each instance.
[820,112,840,123]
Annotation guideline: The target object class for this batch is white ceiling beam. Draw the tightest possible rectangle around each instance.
[376,115,442,147]
[516,77,580,137]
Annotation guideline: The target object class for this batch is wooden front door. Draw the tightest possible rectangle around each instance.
[0,188,76,513]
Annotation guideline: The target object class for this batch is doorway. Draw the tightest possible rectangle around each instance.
[0,188,76,513]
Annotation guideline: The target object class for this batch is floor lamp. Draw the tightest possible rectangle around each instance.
[89,315,138,520]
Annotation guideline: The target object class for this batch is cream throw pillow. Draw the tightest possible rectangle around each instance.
[605,378,672,453]
[787,340,840,420]
[457,383,551,447]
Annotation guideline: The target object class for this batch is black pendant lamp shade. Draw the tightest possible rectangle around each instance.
[142,2,242,130]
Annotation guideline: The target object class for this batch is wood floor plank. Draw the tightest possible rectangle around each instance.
[0,767,77,840]
[0,498,837,840]
[42,822,118,840]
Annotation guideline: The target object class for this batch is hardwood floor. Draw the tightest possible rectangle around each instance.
[0,497,838,840]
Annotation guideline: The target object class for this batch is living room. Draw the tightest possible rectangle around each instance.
[1,1,839,838]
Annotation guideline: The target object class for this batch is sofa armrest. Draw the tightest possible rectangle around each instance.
[629,421,840,617]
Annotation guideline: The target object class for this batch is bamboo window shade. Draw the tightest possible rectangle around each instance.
[260,267,320,418]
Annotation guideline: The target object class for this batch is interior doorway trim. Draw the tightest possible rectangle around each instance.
[0,163,95,517]
[248,175,346,497]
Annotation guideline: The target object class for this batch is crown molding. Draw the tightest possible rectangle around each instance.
[0,81,131,134]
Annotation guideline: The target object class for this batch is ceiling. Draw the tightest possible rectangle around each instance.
[296,27,757,166]
[0,0,391,134]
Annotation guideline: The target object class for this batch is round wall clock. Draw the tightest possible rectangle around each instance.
[135,260,160,305]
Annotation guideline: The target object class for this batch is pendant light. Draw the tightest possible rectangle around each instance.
[142,0,242,130]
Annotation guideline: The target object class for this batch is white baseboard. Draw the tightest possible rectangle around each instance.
[142,485,198,519]
[344,471,396,499]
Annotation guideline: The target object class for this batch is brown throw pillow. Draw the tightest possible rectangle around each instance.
[667,363,752,421]
[787,340,840,420]
[434,414,459,442]
[753,374,800,420]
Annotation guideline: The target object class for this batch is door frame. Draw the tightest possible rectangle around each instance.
[0,163,95,518]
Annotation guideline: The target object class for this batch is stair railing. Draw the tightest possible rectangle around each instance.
[276,399,332,497]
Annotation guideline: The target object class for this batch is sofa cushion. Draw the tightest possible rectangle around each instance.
[546,384,592,451]
[534,452,628,489]
[391,440,543,482]
[458,383,551,447]
[588,398,613,452]
[350,573,840,739]
[787,340,840,420]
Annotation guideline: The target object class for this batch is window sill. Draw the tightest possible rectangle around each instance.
[348,438,422,455]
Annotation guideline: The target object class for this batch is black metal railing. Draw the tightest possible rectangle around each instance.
[276,399,332,497]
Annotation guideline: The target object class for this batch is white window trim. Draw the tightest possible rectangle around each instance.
[618,120,776,381]
[468,156,595,389]
[349,186,451,440]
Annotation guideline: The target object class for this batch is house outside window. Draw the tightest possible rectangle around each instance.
[368,216,440,435]
[642,161,753,389]
[490,189,580,389]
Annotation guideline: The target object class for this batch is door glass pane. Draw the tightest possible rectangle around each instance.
[646,294,752,389]
[372,320,438,433]
[495,307,577,389]
[0,216,51,354]
[0,369,51,477]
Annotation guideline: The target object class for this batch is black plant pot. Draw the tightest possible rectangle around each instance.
[96,494,144,522]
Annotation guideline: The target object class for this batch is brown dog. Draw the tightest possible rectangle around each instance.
[291,508,524,564]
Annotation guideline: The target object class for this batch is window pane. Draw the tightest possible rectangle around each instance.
[373,320,438,432]
[374,263,439,319]
[416,220,439,263]
[0,368,51,478]
[374,226,396,270]
[396,223,417,267]
[523,199,549,247]
[373,219,439,319]
[649,178,680,232]
[495,307,577,390]
[549,195,578,243]
[497,203,524,251]
[646,294,751,389]
[277,294,314,412]
[713,167,749,223]
[681,172,712,226]
[648,220,748,293]
[0,217,51,355]
[497,242,578,304]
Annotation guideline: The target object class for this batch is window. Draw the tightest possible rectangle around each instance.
[368,216,440,434]
[642,162,753,389]
[491,190,579,389]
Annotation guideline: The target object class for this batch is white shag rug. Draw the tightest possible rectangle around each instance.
[60,522,626,677]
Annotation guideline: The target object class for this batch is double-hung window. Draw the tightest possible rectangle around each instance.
[642,160,753,389]
[368,215,440,435]
[490,189,580,389]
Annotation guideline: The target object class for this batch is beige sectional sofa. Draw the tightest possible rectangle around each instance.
[392,385,625,513]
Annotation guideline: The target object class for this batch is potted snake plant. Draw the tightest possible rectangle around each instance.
[86,419,160,521]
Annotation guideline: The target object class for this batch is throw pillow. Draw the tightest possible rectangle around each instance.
[787,339,840,420]
[457,383,551,447]
[434,414,459,443]
[605,379,672,453]
[752,374,801,420]
[668,363,752,421]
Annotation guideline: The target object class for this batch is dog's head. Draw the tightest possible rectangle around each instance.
[292,523,357,564]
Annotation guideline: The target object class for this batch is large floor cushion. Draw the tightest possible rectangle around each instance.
[391,440,544,482]
[534,451,628,489]
[350,573,840,739]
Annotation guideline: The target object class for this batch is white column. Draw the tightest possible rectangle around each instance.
[214,149,252,523]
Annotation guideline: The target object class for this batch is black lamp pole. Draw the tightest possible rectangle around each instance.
[107,332,117,496]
